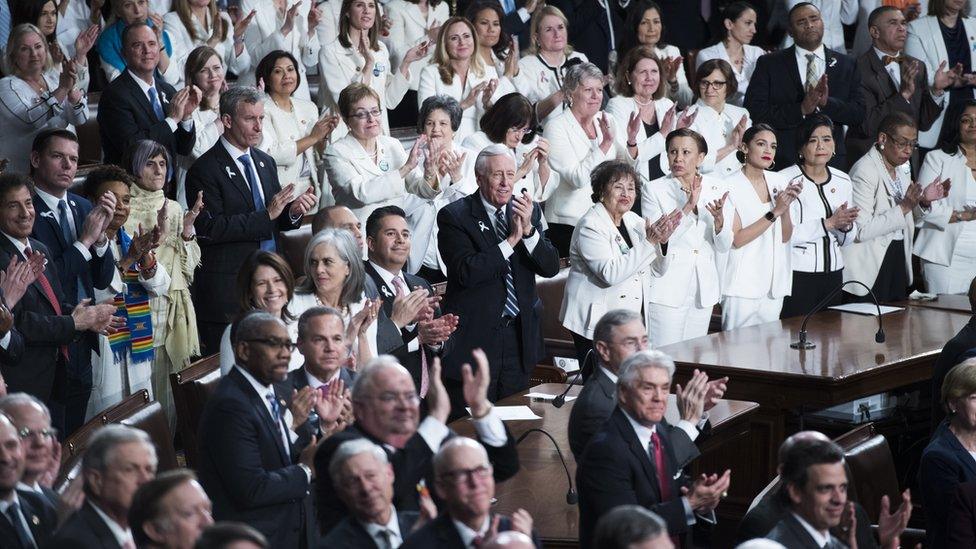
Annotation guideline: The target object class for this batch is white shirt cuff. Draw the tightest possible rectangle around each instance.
[417,415,450,453]
[676,419,700,442]
[179,119,194,131]
[92,238,109,257]
[681,496,696,526]
[0,331,10,350]
[472,408,507,447]
[165,117,178,133]
[498,240,514,259]
[73,241,92,261]
[523,230,540,253]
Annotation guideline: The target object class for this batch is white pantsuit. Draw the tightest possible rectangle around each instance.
[604,95,673,185]
[258,97,327,209]
[677,101,750,178]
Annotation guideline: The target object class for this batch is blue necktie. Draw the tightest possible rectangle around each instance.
[501,0,515,14]
[493,208,520,318]
[0,1,10,53]
[147,87,165,121]
[6,502,35,549]
[239,154,275,252]
[266,391,290,458]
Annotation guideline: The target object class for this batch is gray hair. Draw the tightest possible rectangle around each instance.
[127,139,173,182]
[592,505,667,549]
[482,531,535,549]
[474,143,516,180]
[220,86,266,117]
[617,350,676,392]
[736,540,788,549]
[351,355,411,403]
[0,393,50,421]
[433,437,489,478]
[297,228,365,308]
[296,306,345,341]
[232,310,285,346]
[592,309,643,345]
[562,62,604,96]
[82,425,156,474]
[417,95,463,134]
[328,438,389,481]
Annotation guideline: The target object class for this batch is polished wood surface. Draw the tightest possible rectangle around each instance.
[449,383,759,547]
[899,294,972,315]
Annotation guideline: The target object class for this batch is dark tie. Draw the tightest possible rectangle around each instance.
[651,431,671,501]
[882,55,903,66]
[26,248,69,362]
[238,154,275,252]
[147,87,165,121]
[500,0,514,14]
[493,209,520,319]
[6,502,36,549]
[265,391,289,452]
[58,200,87,302]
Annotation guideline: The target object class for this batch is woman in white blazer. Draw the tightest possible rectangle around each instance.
[694,3,764,106]
[468,1,519,88]
[514,6,587,126]
[239,0,319,100]
[545,62,637,256]
[915,100,976,294]
[905,3,976,148]
[778,115,860,318]
[678,60,751,179]
[621,1,693,108]
[642,129,733,347]
[163,0,250,88]
[417,17,511,143]
[384,0,450,126]
[175,46,225,207]
[559,161,679,363]
[723,124,801,330]
[843,113,950,301]
[462,92,558,201]
[257,51,339,212]
[318,0,425,140]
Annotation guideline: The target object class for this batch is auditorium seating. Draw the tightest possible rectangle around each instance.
[279,223,314,277]
[170,353,222,469]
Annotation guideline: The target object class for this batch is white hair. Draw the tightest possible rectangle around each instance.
[617,350,676,390]
[474,143,516,179]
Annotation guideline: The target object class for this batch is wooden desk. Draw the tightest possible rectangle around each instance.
[449,384,759,548]
[899,294,972,315]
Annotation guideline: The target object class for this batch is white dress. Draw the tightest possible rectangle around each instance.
[695,42,765,106]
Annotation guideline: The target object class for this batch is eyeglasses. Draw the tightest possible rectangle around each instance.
[18,427,57,440]
[698,79,727,90]
[884,134,918,150]
[507,126,530,136]
[244,338,297,352]
[374,391,420,405]
[350,109,383,121]
[439,464,493,485]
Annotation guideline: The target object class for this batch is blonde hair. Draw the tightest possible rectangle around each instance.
[4,23,52,75]
[173,0,225,42]
[943,358,976,417]
[527,6,574,56]
[433,16,485,85]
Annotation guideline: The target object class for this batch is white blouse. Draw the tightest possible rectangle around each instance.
[679,100,750,178]
[176,107,222,208]
[694,42,765,106]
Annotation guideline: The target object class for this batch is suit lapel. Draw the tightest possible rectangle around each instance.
[866,51,898,99]
[214,144,257,206]
[121,72,161,124]
[251,150,280,206]
[229,369,290,465]
[468,195,499,249]
[783,47,804,95]
[81,502,123,549]
[365,262,398,306]
[611,408,661,500]
[18,493,45,544]
[31,194,68,249]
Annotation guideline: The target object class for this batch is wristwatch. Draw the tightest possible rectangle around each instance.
[764,211,776,222]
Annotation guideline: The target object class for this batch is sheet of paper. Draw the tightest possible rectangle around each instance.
[525,392,577,402]
[828,303,903,316]
[466,406,541,421]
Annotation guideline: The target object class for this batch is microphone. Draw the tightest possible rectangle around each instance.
[515,428,578,505]
[553,349,592,408]
[790,280,886,350]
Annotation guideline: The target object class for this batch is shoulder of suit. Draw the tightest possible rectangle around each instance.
[828,167,853,184]
[67,192,92,208]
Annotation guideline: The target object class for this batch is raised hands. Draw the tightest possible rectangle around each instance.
[230,8,257,43]
[439,149,467,182]
[461,348,492,417]
[727,115,748,148]
[482,78,499,111]
[598,113,614,153]
[683,174,703,215]
[877,490,913,549]
[705,191,730,233]
[79,193,115,248]
[402,40,430,68]
[920,175,950,205]
[401,134,428,176]
[288,185,318,219]
[70,298,122,334]
[390,288,429,328]
[73,24,100,63]
[675,368,708,424]
[0,254,43,309]
[311,111,340,143]
[802,74,829,115]
[461,81,489,110]
[418,312,458,346]
[772,179,803,217]
[281,1,302,37]
[933,60,960,92]
[683,469,732,514]
[661,56,683,85]
[826,201,859,232]
[503,39,520,78]
[183,191,204,239]
[899,59,921,99]
[645,209,682,244]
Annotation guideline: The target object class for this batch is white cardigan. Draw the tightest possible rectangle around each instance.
[384,0,450,90]
[604,95,673,184]
[642,174,733,308]
[914,149,970,266]
[417,64,512,143]
[559,204,669,339]
[258,97,323,206]
[163,11,250,88]
[513,51,588,126]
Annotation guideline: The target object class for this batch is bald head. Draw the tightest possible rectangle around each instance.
[313,205,364,250]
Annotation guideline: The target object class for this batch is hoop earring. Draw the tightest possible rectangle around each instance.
[769,159,775,170]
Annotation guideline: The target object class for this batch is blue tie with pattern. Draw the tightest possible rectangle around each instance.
[493,208,520,318]
[501,0,515,14]
[0,1,11,54]
[239,154,275,252]
[147,87,165,121]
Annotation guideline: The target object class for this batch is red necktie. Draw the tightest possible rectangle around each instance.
[393,275,429,397]
[651,431,671,501]
[27,248,69,361]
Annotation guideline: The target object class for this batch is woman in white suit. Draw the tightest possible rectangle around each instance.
[163,0,250,88]
[643,129,733,346]
[545,62,637,256]
[559,161,680,363]
[915,100,976,294]
[318,0,426,140]
[695,2,764,106]
[238,0,320,100]
[175,46,225,207]
[723,124,801,329]
[905,0,976,149]
[621,1,693,108]
[514,6,587,125]
[384,0,449,126]
[679,60,751,179]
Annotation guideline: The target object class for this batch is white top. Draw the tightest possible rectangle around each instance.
[384,0,451,90]
[417,63,512,143]
[163,10,250,88]
[604,95,673,184]
[914,149,976,266]
[779,164,856,273]
[238,0,320,100]
[694,42,765,106]
[782,0,858,51]
[651,43,693,108]
[679,100,750,178]
[258,97,322,200]
[513,51,588,125]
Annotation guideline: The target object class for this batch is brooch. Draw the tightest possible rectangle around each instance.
[478,221,490,232]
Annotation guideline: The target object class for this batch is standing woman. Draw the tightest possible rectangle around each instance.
[643,129,733,346]
[257,50,339,211]
[722,123,801,329]
[175,45,224,207]
[164,0,251,88]
[694,2,764,106]
[514,6,586,125]
[779,115,860,318]
[467,1,520,87]
[385,0,449,127]
[238,0,321,100]
[916,100,976,294]
[418,16,510,142]
[682,59,751,179]
[621,1,693,108]
[319,0,427,139]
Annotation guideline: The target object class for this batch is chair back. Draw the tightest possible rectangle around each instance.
[279,224,313,277]
[535,267,574,363]
[170,354,222,468]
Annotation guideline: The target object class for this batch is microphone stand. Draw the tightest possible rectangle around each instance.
[515,428,578,505]
[553,349,592,408]
[791,280,886,350]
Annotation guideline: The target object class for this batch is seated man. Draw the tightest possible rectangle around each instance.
[0,412,57,549]
[128,469,214,549]
[400,437,539,549]
[48,424,158,549]
[314,351,519,534]
[314,205,365,252]
[592,505,673,549]
[577,350,730,548]
[0,394,59,506]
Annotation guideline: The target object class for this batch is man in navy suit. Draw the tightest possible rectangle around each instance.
[28,129,116,435]
[437,144,559,416]
[744,2,865,169]
[0,412,58,549]
[0,394,61,508]
[577,350,729,549]
[187,86,316,355]
[97,22,197,166]
[196,311,320,548]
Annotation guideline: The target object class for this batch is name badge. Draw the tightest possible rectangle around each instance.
[378,160,390,172]
[373,62,385,77]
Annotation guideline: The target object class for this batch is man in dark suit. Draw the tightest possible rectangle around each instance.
[196,311,319,549]
[0,412,58,549]
[0,394,61,507]
[547,0,626,74]
[0,173,116,405]
[48,424,159,549]
[28,129,117,435]
[400,437,540,549]
[365,206,457,393]
[314,351,520,535]
[128,470,214,549]
[97,22,197,166]
[846,5,951,166]
[320,438,421,548]
[932,278,976,430]
[577,350,729,549]
[187,86,315,355]
[438,144,560,415]
[744,2,865,169]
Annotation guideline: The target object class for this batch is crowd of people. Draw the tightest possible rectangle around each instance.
[0,0,974,547]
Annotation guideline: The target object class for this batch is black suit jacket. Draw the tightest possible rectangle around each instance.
[767,513,848,549]
[744,46,865,169]
[0,489,57,549]
[313,420,519,535]
[196,367,314,548]
[577,407,705,549]
[547,0,626,74]
[45,501,122,549]
[437,194,559,381]
[96,70,195,166]
[920,421,976,549]
[932,316,976,430]
[0,328,25,368]
[318,511,418,549]
[0,237,76,403]
[947,481,976,549]
[186,141,301,325]
[278,365,357,439]
[568,366,616,459]
[399,513,541,549]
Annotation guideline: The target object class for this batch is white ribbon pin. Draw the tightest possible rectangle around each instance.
[225,166,236,178]
[478,221,490,232]
[381,285,394,298]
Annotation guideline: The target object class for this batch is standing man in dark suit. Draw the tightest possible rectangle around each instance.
[577,350,729,549]
[932,277,976,429]
[437,144,560,415]
[97,22,198,166]
[0,412,57,549]
[28,129,117,435]
[744,2,865,169]
[0,394,61,507]
[186,86,316,354]
[846,5,952,166]
[196,311,321,549]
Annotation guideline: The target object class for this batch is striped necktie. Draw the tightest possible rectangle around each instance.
[493,209,520,318]
[805,53,819,90]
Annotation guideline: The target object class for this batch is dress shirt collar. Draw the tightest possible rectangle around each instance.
[2,232,29,256]
[126,69,156,94]
[0,489,19,507]
[360,506,402,547]
[796,44,826,62]
[15,481,42,495]
[452,515,492,548]
[479,193,506,222]
[235,364,273,393]
[304,367,340,389]
[221,136,251,161]
[622,408,658,449]
[33,184,68,205]
[599,365,619,384]
[874,46,901,64]
[792,512,831,548]
[90,501,135,548]
[368,260,403,289]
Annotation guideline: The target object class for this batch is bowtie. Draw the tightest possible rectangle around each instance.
[882,55,904,66]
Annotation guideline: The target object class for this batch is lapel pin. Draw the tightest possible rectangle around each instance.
[40,211,55,220]
[478,221,490,232]
[259,161,265,168]
[828,57,837,68]
[31,515,39,525]
[711,185,717,191]
[381,285,393,298]
[69,200,76,207]
[672,470,682,480]
[830,188,836,193]
[225,166,236,178]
